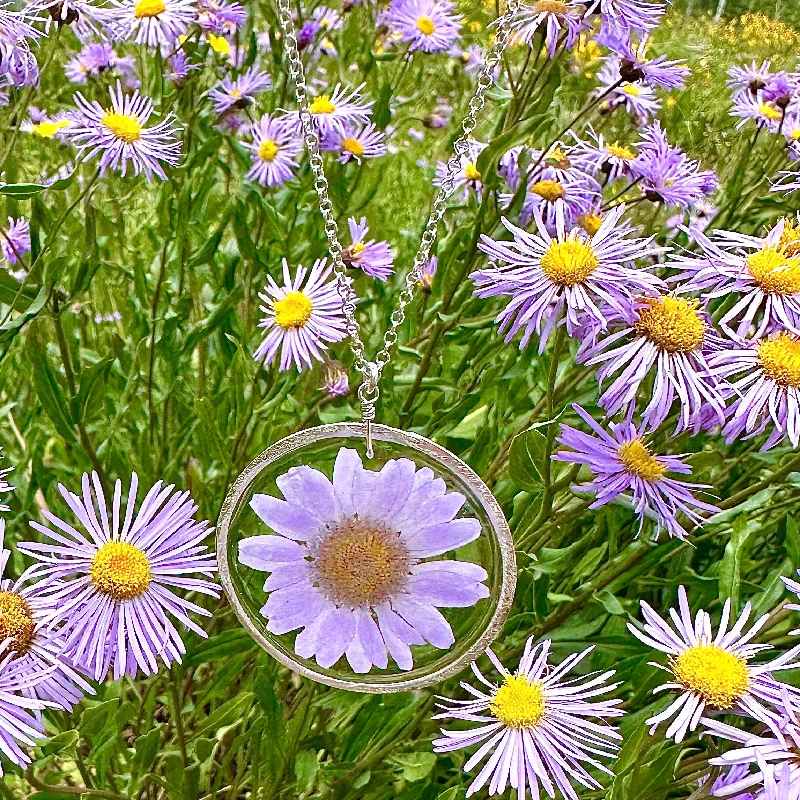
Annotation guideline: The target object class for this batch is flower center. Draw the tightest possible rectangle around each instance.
[273,291,313,328]
[607,142,636,159]
[416,15,435,35]
[623,84,641,97]
[314,518,410,607]
[671,644,749,709]
[758,102,783,121]
[0,591,36,655]
[758,333,800,388]
[635,296,706,353]
[490,674,546,729]
[91,541,152,601]
[540,240,599,287]
[134,0,166,17]
[618,439,665,481]
[31,120,69,137]
[746,247,800,295]
[531,179,564,202]
[259,139,279,162]
[577,212,602,236]
[780,219,800,257]
[342,137,364,157]
[465,162,482,181]
[102,112,142,143]
[532,0,567,13]
[310,94,336,115]
[351,241,366,255]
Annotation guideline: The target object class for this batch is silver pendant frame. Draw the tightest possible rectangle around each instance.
[216,422,516,693]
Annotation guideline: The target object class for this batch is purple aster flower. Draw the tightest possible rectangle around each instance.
[65,41,137,84]
[433,638,622,798]
[28,0,117,37]
[342,217,394,281]
[418,255,438,292]
[460,43,496,80]
[208,66,272,115]
[598,0,664,40]
[18,471,220,682]
[569,125,640,180]
[473,204,666,352]
[582,294,726,434]
[509,166,599,230]
[434,138,487,201]
[196,0,246,34]
[0,35,38,88]
[255,259,347,372]
[699,763,755,800]
[110,0,197,46]
[731,90,788,133]
[323,122,387,164]
[381,0,462,54]
[296,18,321,49]
[665,198,717,241]
[628,586,800,744]
[165,47,197,83]
[507,0,589,58]
[597,61,661,120]
[321,359,349,396]
[710,330,800,450]
[555,404,718,539]
[243,113,301,187]
[238,447,489,672]
[286,83,373,137]
[65,82,182,179]
[602,34,689,91]
[1,217,30,265]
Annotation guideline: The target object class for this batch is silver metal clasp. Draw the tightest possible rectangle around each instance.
[358,361,380,458]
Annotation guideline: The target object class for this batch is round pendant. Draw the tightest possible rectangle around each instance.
[216,422,516,693]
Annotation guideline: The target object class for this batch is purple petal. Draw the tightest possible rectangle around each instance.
[392,596,454,648]
[403,518,482,557]
[249,495,321,541]
[276,466,337,522]
[238,535,306,571]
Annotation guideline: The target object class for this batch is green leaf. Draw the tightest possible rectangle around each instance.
[0,182,47,197]
[508,428,548,490]
[294,749,319,794]
[26,331,77,444]
[193,692,254,739]
[131,726,162,786]
[391,752,437,782]
[719,516,757,610]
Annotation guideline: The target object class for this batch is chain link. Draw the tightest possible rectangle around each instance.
[275,0,520,412]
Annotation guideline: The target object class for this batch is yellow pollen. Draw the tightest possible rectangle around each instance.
[30,120,69,137]
[465,163,482,181]
[618,439,666,481]
[416,15,435,35]
[758,333,800,388]
[758,102,783,121]
[259,139,279,162]
[623,84,641,97]
[532,0,567,12]
[0,591,36,655]
[207,33,230,54]
[531,179,564,203]
[746,247,800,295]
[273,291,313,328]
[792,128,800,142]
[102,112,142,143]
[91,541,152,601]
[134,0,166,17]
[314,518,410,606]
[780,220,800,257]
[490,675,547,729]
[671,645,749,709]
[607,142,636,160]
[351,242,366,255]
[577,213,603,236]
[310,94,336,115]
[635,296,706,353]
[540,240,599,287]
[342,137,364,157]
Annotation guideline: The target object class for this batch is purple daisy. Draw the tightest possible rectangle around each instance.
[238,447,489,672]
[603,34,689,91]
[569,125,640,181]
[727,60,776,100]
[628,586,800,743]
[0,33,38,89]
[597,0,664,40]
[434,138,487,202]
[1,217,30,265]
[731,90,788,133]
[254,259,347,372]
[418,255,438,292]
[381,0,461,53]
[64,41,137,85]
[196,0,246,34]
[243,113,301,187]
[597,61,662,121]
[700,764,755,800]
[208,66,272,115]
[165,47,197,84]
[321,360,349,396]
[287,83,373,136]
[65,82,182,179]
[18,472,220,682]
[555,404,718,540]
[433,638,622,798]
[510,166,600,230]
[507,0,589,58]
[29,0,117,37]
[322,122,387,164]
[342,217,394,281]
[473,204,666,352]
[111,0,197,46]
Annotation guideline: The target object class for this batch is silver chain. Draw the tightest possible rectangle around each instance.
[275,0,520,450]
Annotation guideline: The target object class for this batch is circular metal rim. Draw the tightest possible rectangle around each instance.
[216,422,516,693]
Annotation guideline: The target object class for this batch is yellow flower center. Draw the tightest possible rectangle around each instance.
[342,137,364,157]
[465,163,482,181]
[30,120,69,137]
[623,84,641,97]
[134,0,166,17]
[671,645,750,709]
[490,674,547,729]
[540,240,599,287]
[314,519,410,606]
[351,242,366,255]
[607,142,636,160]
[531,179,564,203]
[207,33,230,54]
[758,102,783,121]
[259,139,279,162]
[791,128,800,142]
[758,333,800,388]
[780,219,800,256]
[746,247,800,295]
[532,0,567,12]
[416,15,435,35]
[91,541,152,601]
[273,291,313,328]
[0,591,36,655]
[310,95,336,115]
[577,213,603,236]
[102,112,142,143]
[618,439,666,481]
[635,296,706,353]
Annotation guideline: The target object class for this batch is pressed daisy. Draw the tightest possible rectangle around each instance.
[507,0,589,58]
[555,404,718,540]
[208,66,272,115]
[323,122,387,164]
[342,217,394,281]
[434,138,487,201]
[628,586,800,743]
[112,0,197,46]
[1,218,30,266]
[381,0,462,54]
[65,82,182,179]
[254,259,347,372]
[570,125,639,181]
[238,447,489,672]
[473,204,666,352]
[287,83,373,136]
[433,638,623,798]
[19,472,220,681]
[583,294,726,434]
[243,113,301,187]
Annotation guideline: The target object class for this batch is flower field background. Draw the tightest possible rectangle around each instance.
[5,0,800,798]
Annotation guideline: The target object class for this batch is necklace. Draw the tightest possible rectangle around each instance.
[217,0,520,692]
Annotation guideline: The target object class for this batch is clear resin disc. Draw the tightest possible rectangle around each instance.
[216,423,516,692]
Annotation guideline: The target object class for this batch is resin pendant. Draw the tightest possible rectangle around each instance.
[216,423,515,693]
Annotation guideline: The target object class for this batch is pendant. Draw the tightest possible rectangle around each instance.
[216,423,515,693]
